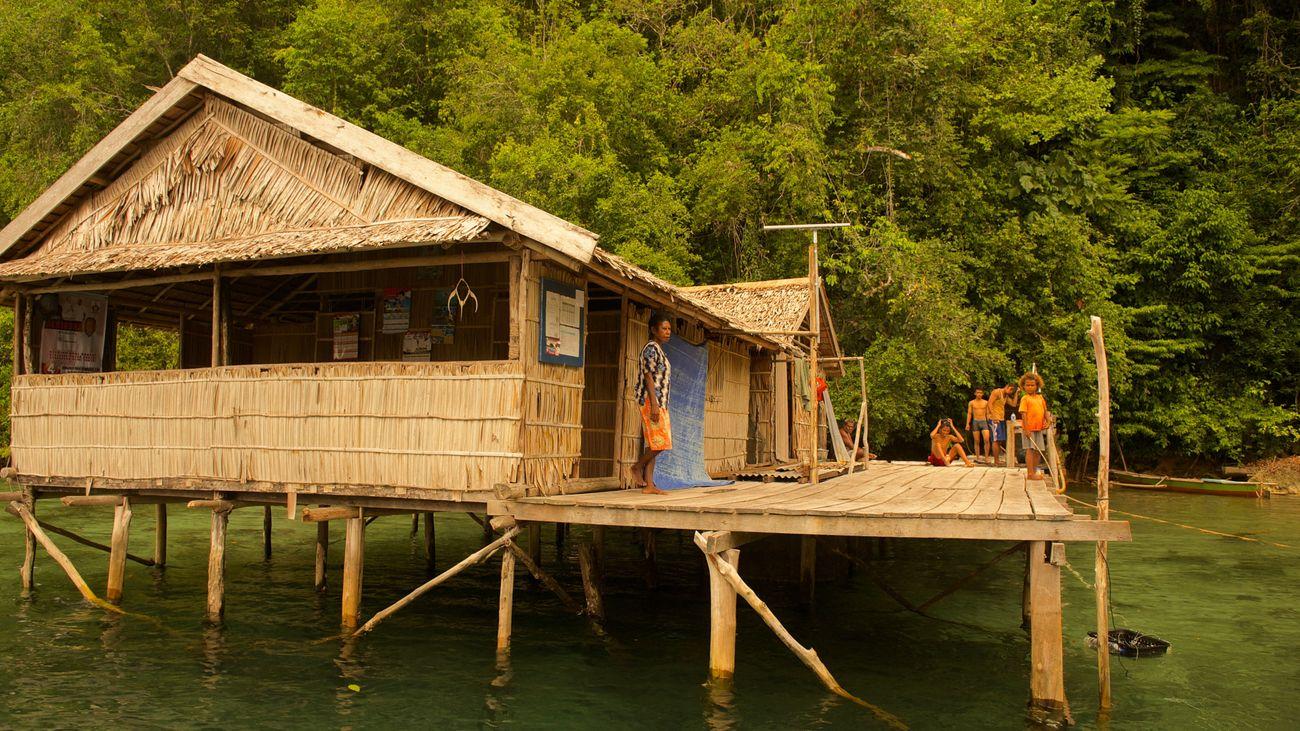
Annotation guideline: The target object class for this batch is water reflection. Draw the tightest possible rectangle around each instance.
[704,677,738,731]
[334,635,367,717]
[201,622,225,690]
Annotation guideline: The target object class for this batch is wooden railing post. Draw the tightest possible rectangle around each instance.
[1090,316,1113,709]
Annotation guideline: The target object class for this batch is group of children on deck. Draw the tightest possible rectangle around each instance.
[928,372,1053,481]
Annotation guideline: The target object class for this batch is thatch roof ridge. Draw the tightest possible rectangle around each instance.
[0,54,598,265]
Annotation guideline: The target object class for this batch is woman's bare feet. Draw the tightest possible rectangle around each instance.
[624,464,647,488]
[1027,472,1044,480]
[642,483,667,495]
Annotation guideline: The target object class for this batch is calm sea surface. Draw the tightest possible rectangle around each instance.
[0,484,1296,729]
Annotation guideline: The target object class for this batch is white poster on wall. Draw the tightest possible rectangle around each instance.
[39,294,108,373]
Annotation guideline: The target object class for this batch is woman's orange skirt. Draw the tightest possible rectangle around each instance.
[640,401,673,451]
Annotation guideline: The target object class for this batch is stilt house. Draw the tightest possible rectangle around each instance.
[0,55,843,504]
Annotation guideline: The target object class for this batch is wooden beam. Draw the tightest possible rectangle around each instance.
[13,294,25,376]
[808,238,820,484]
[61,495,126,507]
[177,56,599,263]
[207,506,230,621]
[0,77,200,258]
[1028,540,1069,722]
[211,267,222,366]
[354,526,519,636]
[698,531,768,553]
[488,501,1133,542]
[341,512,365,629]
[34,516,156,567]
[1089,315,1113,710]
[105,499,132,604]
[497,548,516,653]
[187,499,244,511]
[707,547,740,679]
[302,506,362,523]
[505,539,585,616]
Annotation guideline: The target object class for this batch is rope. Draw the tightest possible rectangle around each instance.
[1065,494,1294,549]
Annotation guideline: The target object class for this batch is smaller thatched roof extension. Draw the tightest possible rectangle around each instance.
[0,217,489,281]
[684,278,843,368]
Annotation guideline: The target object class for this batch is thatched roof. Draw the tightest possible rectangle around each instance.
[0,55,597,270]
[684,278,843,365]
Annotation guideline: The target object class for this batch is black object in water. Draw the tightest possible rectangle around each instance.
[1087,629,1170,657]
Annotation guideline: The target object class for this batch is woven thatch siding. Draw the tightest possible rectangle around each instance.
[704,338,750,476]
[521,259,584,493]
[10,361,523,491]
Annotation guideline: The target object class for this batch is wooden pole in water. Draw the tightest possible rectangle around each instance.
[1089,315,1113,709]
[154,503,167,567]
[262,505,273,561]
[315,521,329,591]
[1028,541,1069,723]
[526,523,542,568]
[5,502,120,612]
[799,536,816,606]
[707,548,740,679]
[20,488,35,592]
[106,498,133,604]
[497,548,516,653]
[207,507,230,621]
[577,542,605,621]
[341,512,365,628]
[423,512,436,574]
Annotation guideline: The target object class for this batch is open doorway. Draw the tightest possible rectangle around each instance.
[579,283,623,478]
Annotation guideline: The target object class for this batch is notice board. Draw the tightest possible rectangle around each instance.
[538,277,585,367]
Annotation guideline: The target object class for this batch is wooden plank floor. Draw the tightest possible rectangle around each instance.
[489,464,1132,542]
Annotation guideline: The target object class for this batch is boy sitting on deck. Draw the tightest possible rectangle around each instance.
[928,419,975,467]
[1017,372,1052,480]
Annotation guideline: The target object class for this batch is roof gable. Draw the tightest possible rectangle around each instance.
[0,54,598,265]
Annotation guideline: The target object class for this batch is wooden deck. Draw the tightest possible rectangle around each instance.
[490,463,1131,542]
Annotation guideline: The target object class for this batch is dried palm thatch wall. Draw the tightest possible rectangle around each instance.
[704,338,751,476]
[10,361,524,491]
[748,351,775,466]
[521,257,585,492]
[0,94,487,280]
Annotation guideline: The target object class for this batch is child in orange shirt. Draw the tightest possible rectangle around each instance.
[1017,372,1051,480]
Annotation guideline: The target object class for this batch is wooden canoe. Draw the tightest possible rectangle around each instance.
[1110,470,1271,497]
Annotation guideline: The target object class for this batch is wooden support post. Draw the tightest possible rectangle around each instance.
[154,503,167,567]
[483,512,495,545]
[799,536,816,607]
[207,507,230,622]
[577,542,605,621]
[808,236,820,483]
[1089,315,1113,709]
[211,267,222,366]
[505,539,586,616]
[641,528,659,589]
[1021,543,1033,630]
[315,521,329,591]
[1028,540,1069,722]
[1007,419,1019,469]
[527,522,542,568]
[423,512,436,574]
[33,517,155,566]
[13,293,26,377]
[105,498,133,605]
[592,525,606,572]
[262,505,272,561]
[707,548,741,679]
[497,548,516,653]
[341,512,365,629]
[410,512,419,536]
[5,502,121,613]
[20,488,35,592]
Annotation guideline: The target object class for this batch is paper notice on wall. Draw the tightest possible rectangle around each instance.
[333,314,359,360]
[381,288,411,333]
[543,290,582,358]
[431,288,455,344]
[39,293,108,373]
[402,329,432,361]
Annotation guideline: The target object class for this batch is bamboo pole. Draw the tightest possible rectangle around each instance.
[354,527,519,636]
[693,532,906,730]
[105,498,133,604]
[314,521,329,591]
[154,503,167,567]
[207,507,230,621]
[341,512,365,629]
[497,548,516,653]
[706,548,740,679]
[5,502,123,613]
[1089,315,1112,709]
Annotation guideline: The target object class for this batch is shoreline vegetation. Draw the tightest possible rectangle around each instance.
[0,0,1296,465]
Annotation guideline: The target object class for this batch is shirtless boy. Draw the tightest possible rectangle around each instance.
[965,389,991,463]
[928,419,975,467]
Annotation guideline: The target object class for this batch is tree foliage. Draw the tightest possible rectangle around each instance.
[0,0,1296,462]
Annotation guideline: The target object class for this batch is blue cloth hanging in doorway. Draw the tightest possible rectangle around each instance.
[651,336,733,491]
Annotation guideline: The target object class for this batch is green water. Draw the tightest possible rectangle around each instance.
[1,486,1296,729]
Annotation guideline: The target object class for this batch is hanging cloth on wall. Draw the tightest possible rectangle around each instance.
[793,358,813,411]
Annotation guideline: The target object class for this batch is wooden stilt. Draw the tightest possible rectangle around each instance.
[20,488,36,592]
[505,540,586,616]
[482,513,493,545]
[1028,541,1069,722]
[577,542,604,621]
[1089,316,1114,709]
[207,507,230,621]
[592,525,606,572]
[106,498,133,605]
[707,548,740,679]
[154,503,167,567]
[355,527,519,636]
[4,502,121,613]
[315,521,329,591]
[799,536,816,606]
[1021,543,1033,630]
[410,512,419,536]
[341,513,365,628]
[497,548,516,653]
[262,505,272,560]
[554,522,567,561]
[32,517,155,566]
[527,523,542,567]
[641,528,658,589]
[423,512,436,574]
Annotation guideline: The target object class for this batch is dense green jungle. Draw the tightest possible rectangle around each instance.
[1,0,1296,464]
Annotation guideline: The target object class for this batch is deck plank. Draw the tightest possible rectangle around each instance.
[954,470,1010,519]
[997,472,1036,519]
[777,467,929,514]
[1026,485,1072,520]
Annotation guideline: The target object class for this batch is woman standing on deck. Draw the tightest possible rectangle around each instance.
[630,312,673,494]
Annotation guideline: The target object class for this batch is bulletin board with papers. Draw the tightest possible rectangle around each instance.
[537,277,585,367]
